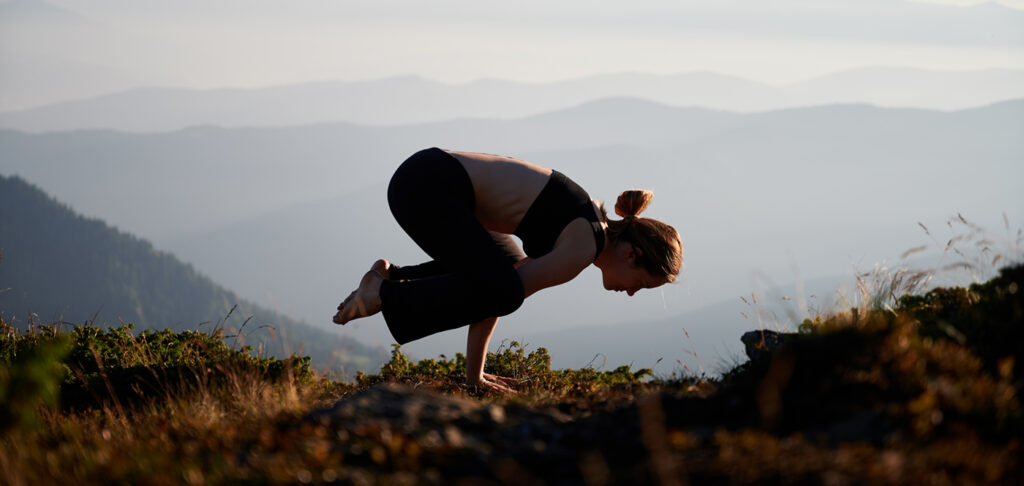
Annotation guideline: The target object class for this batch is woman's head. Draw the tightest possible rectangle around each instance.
[596,190,682,295]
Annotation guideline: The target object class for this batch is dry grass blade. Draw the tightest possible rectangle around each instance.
[900,245,928,259]
[854,263,934,313]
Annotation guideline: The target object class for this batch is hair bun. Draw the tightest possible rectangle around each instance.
[614,190,654,219]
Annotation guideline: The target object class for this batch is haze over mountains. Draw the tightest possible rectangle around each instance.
[3,0,1024,112]
[3,96,1021,372]
[2,68,1024,132]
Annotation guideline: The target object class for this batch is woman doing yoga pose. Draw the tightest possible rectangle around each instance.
[334,147,683,394]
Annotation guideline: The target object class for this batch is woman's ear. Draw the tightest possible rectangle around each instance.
[628,245,643,261]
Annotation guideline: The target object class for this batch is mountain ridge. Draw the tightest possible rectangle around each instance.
[3,67,1023,133]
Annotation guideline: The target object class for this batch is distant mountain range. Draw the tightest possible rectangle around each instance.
[0,98,745,240]
[0,175,384,374]
[2,0,1023,113]
[2,68,1024,132]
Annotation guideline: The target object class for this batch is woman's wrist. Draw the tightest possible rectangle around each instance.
[466,368,484,384]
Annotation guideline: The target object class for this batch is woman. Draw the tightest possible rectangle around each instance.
[334,147,682,394]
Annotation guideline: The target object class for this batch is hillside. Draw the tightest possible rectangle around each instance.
[1,264,1020,484]
[0,175,382,373]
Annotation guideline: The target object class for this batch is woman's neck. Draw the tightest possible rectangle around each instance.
[593,238,616,269]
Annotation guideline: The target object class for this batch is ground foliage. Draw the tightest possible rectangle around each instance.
[0,264,1021,485]
[0,322,312,428]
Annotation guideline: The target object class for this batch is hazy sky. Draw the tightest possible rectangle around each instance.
[2,0,1023,109]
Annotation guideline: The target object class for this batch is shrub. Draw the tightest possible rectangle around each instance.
[725,264,1023,441]
[0,321,312,413]
[898,263,1023,378]
[356,341,654,396]
[0,319,71,430]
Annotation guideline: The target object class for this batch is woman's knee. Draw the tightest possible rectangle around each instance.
[482,272,525,316]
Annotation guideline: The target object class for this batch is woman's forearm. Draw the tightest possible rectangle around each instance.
[466,316,499,383]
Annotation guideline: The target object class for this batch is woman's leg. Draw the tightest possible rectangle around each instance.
[379,149,527,344]
[334,236,523,326]
[388,261,447,281]
[389,231,524,281]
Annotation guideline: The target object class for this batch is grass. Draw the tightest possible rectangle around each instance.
[0,259,1021,484]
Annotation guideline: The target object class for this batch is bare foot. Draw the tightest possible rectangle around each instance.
[333,267,384,325]
[337,290,356,313]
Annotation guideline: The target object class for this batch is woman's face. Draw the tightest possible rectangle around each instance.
[600,242,669,296]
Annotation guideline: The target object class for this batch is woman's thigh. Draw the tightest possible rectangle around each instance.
[387,148,521,283]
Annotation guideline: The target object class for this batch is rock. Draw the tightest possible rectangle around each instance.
[741,329,793,361]
[303,383,482,434]
[804,410,894,446]
[295,383,662,482]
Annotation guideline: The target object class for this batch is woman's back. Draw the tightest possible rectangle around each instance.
[446,150,552,234]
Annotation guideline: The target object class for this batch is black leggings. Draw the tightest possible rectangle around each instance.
[379,148,526,344]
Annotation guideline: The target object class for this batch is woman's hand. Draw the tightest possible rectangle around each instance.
[483,373,519,387]
[467,373,517,395]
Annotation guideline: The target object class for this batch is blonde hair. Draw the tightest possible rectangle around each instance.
[599,190,683,282]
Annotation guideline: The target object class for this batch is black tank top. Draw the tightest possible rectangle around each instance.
[513,170,606,259]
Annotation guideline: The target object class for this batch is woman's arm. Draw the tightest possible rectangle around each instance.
[465,316,516,394]
[464,257,531,394]
[515,218,595,297]
[466,246,583,394]
[465,220,594,393]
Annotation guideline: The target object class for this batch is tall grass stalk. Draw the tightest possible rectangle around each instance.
[852,212,1023,314]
